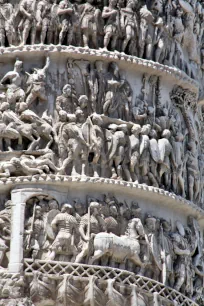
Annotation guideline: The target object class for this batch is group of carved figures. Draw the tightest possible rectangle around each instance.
[0,194,202,301]
[0,57,202,205]
[0,0,204,75]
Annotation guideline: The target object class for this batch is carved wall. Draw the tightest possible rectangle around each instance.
[0,0,204,305]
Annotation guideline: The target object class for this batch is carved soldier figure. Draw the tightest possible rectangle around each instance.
[0,156,46,177]
[26,55,50,107]
[75,201,106,263]
[47,204,79,261]
[102,0,119,50]
[58,0,74,45]
[36,0,53,44]
[107,124,130,180]
[172,223,192,292]
[95,60,107,113]
[171,133,185,197]
[104,205,119,236]
[56,84,78,115]
[89,114,106,178]
[103,80,121,117]
[185,141,200,202]
[24,205,44,259]
[0,200,11,268]
[160,219,174,287]
[121,0,138,54]
[18,0,37,46]
[129,124,141,183]
[79,0,101,49]
[58,114,89,176]
[0,0,15,47]
[0,59,25,111]
[144,215,162,281]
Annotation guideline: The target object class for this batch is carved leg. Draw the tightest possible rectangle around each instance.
[26,92,37,108]
[89,250,105,265]
[111,34,118,51]
[0,28,5,47]
[103,32,111,50]
[30,26,37,45]
[21,25,31,46]
[0,139,3,151]
[40,25,48,45]
[82,30,89,48]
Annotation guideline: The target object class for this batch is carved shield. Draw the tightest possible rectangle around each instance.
[149,138,161,163]
[149,234,162,271]
[45,209,60,240]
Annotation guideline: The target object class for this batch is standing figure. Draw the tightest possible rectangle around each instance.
[58,0,74,45]
[89,114,106,178]
[56,84,78,115]
[139,3,155,59]
[185,141,200,202]
[47,204,79,261]
[144,216,162,281]
[121,0,138,54]
[24,206,44,260]
[129,124,141,183]
[171,133,185,197]
[108,124,130,180]
[79,0,101,49]
[103,80,120,117]
[26,55,50,107]
[0,0,15,47]
[102,0,119,50]
[0,59,25,111]
[18,0,37,46]
[58,114,89,176]
[158,129,177,190]
[75,201,106,263]
[36,0,53,44]
[95,61,107,113]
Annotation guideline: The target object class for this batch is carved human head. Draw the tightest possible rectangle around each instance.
[141,124,151,135]
[149,129,157,139]
[49,199,59,210]
[131,202,141,218]
[75,107,85,123]
[161,219,171,232]
[90,201,100,215]
[95,61,104,72]
[91,114,103,126]
[145,215,157,232]
[110,0,117,7]
[63,84,72,97]
[109,62,119,78]
[14,59,23,72]
[61,203,73,214]
[78,95,88,109]
[109,205,118,218]
[176,8,183,17]
[162,129,171,139]
[35,206,42,217]
[67,114,76,123]
[59,110,67,122]
[73,199,84,216]
[131,124,141,135]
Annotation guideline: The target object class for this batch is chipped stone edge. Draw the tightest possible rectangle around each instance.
[0,44,199,94]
